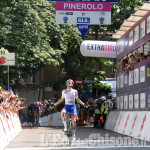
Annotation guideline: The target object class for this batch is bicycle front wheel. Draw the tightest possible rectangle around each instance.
[67,121,72,137]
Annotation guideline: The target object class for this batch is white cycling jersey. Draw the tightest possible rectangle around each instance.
[61,88,78,105]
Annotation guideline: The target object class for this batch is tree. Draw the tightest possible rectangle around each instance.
[0,0,63,86]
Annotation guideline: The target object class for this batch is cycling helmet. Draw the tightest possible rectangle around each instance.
[101,96,106,101]
[66,79,74,86]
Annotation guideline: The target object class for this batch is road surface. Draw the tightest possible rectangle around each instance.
[4,126,150,150]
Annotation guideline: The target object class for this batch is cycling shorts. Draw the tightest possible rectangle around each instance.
[62,105,77,117]
[34,106,41,112]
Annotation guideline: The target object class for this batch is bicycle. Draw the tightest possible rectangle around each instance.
[63,111,74,146]
[65,112,72,137]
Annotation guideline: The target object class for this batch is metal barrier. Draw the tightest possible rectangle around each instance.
[0,112,22,150]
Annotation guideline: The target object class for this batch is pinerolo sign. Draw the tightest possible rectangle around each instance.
[80,40,116,58]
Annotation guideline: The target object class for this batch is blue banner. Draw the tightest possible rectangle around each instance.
[77,24,90,37]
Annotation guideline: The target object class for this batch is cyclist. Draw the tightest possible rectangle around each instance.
[54,79,87,140]
[33,102,41,126]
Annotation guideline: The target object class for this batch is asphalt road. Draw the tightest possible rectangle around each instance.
[4,126,150,150]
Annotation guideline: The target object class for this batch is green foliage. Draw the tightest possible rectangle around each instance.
[0,0,63,86]
[0,0,147,89]
[93,82,111,95]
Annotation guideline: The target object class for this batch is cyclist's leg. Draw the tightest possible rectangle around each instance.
[33,110,37,123]
[38,110,41,124]
[61,106,68,131]
[34,110,37,125]
[71,105,77,138]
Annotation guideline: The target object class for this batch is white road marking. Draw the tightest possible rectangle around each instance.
[4,145,150,150]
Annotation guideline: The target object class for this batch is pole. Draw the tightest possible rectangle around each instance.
[8,66,9,91]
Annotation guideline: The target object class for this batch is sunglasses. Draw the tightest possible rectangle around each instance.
[68,82,72,84]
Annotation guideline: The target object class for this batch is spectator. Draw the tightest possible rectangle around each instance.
[146,51,150,59]
[21,113,26,124]
[0,87,27,119]
[100,96,109,127]
[88,97,95,108]
[134,53,144,62]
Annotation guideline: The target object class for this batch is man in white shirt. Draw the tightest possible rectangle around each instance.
[55,79,86,140]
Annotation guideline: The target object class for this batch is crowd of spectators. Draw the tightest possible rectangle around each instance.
[117,51,150,74]
[25,97,58,126]
[88,97,117,115]
[76,95,117,127]
[0,86,27,119]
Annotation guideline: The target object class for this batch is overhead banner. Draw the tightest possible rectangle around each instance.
[80,40,116,58]
[56,2,111,25]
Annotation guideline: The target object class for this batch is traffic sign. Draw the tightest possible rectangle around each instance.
[83,79,98,84]
[77,24,90,37]
[48,0,118,2]
[75,77,82,86]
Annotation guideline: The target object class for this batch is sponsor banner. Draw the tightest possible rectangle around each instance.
[56,2,111,25]
[128,112,140,138]
[134,68,139,84]
[129,94,133,109]
[117,75,120,89]
[124,95,128,109]
[119,96,123,109]
[56,2,111,11]
[80,40,116,58]
[114,112,125,133]
[140,66,145,83]
[129,71,133,85]
[147,92,150,108]
[117,12,150,60]
[120,74,123,88]
[140,92,146,108]
[124,74,128,87]
[129,30,133,46]
[140,20,145,39]
[117,97,120,109]
[132,112,148,140]
[125,112,137,136]
[56,11,111,25]
[120,39,124,53]
[134,25,139,43]
[145,113,150,141]
[122,112,134,135]
[147,15,150,34]
[0,53,15,66]
[134,94,139,109]
[107,111,150,141]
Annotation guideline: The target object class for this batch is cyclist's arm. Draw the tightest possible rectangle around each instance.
[55,97,65,106]
[76,97,85,106]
